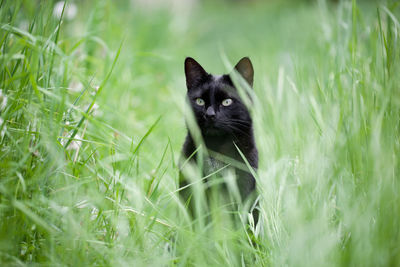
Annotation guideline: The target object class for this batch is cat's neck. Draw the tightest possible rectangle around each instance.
[182,130,257,169]
[202,130,255,155]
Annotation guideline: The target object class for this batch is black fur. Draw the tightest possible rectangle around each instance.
[179,57,258,222]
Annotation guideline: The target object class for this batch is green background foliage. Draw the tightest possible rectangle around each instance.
[0,0,399,265]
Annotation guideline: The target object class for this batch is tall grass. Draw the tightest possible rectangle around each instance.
[0,0,399,266]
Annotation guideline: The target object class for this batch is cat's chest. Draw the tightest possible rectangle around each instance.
[204,156,227,175]
[202,140,239,175]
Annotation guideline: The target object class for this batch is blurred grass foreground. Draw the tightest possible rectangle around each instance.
[0,0,400,266]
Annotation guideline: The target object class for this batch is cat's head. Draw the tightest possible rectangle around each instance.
[184,57,254,137]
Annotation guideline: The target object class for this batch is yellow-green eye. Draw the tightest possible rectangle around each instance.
[222,98,233,106]
[196,98,205,106]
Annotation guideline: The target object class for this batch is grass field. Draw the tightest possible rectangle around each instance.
[1,0,399,266]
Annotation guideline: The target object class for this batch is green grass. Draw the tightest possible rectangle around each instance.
[1,0,399,265]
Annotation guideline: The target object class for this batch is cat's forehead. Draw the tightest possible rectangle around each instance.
[191,74,236,96]
[207,75,231,90]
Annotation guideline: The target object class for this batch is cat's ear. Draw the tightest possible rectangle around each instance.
[185,57,208,90]
[233,57,254,87]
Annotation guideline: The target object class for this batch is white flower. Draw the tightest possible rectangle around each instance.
[68,80,83,92]
[90,207,99,221]
[91,103,102,117]
[68,133,82,150]
[84,103,102,117]
[90,85,100,96]
[50,202,69,215]
[61,133,82,150]
[0,117,6,140]
[0,89,8,111]
[18,20,29,31]
[53,1,77,20]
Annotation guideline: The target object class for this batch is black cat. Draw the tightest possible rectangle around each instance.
[179,57,258,224]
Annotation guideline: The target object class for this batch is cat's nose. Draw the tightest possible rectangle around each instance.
[205,106,216,119]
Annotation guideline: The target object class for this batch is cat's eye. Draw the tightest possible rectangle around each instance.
[195,98,205,106]
[222,98,233,107]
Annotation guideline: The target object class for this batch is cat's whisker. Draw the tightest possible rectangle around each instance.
[220,118,252,128]
[229,121,251,128]
[222,120,252,130]
[223,124,251,138]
